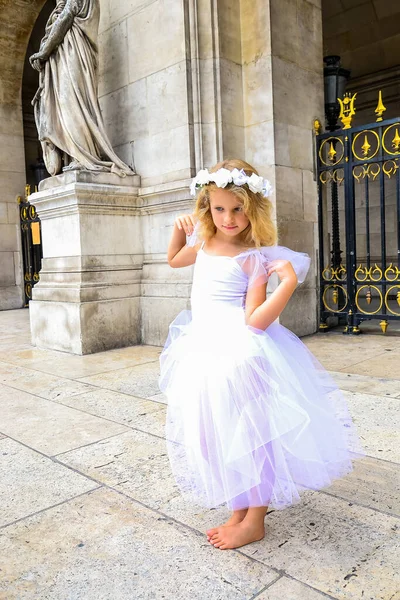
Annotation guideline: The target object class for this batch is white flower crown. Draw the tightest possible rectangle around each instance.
[190,167,272,197]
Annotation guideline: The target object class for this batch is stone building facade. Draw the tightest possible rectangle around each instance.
[0,0,399,352]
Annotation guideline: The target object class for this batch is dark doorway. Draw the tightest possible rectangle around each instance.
[22,0,56,191]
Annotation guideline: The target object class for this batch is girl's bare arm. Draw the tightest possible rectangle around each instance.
[245,260,297,330]
[168,214,198,268]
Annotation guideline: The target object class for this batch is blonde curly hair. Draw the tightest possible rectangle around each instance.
[193,159,277,247]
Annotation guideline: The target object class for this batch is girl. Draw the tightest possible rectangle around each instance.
[159,159,362,551]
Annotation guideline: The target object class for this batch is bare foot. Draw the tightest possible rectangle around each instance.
[206,509,247,540]
[209,520,265,550]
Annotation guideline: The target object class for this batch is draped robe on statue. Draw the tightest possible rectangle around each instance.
[33,0,131,176]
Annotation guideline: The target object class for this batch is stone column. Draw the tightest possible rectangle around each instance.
[29,171,141,355]
[241,0,324,336]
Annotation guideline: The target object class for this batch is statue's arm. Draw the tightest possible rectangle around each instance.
[30,0,82,69]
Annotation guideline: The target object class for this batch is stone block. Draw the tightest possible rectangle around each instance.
[243,54,274,127]
[98,19,129,98]
[241,0,272,64]
[147,62,189,135]
[0,252,15,286]
[0,172,24,204]
[219,58,244,128]
[244,119,275,170]
[99,86,130,147]
[133,125,192,184]
[29,297,141,355]
[275,122,315,171]
[0,285,24,310]
[275,166,303,220]
[271,0,323,73]
[108,0,155,25]
[272,56,324,129]
[0,134,25,173]
[0,104,23,137]
[141,296,190,346]
[0,224,19,252]
[222,122,245,160]
[0,202,7,223]
[127,0,185,82]
[302,169,318,222]
[218,0,242,64]
[98,0,111,34]
[280,286,318,336]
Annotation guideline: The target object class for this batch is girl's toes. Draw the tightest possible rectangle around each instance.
[207,528,218,536]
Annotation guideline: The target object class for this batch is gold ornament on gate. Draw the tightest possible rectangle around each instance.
[392,129,400,152]
[375,90,386,122]
[361,135,371,157]
[338,92,357,130]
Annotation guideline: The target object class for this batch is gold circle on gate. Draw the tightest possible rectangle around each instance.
[385,285,400,316]
[318,137,344,167]
[355,285,383,315]
[351,129,380,162]
[322,285,348,312]
[382,122,400,156]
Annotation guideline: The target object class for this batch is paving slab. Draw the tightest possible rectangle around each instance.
[340,350,400,380]
[301,338,390,371]
[0,487,277,600]
[258,576,337,600]
[238,493,400,600]
[57,429,178,509]
[329,371,400,398]
[325,456,400,517]
[78,361,161,399]
[345,391,400,462]
[0,345,161,379]
[52,388,167,438]
[0,361,93,401]
[0,438,98,527]
[0,384,130,456]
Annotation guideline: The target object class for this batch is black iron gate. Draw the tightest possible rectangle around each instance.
[19,185,42,306]
[316,94,400,333]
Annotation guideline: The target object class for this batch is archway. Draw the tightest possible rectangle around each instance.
[22,0,56,191]
[0,0,50,310]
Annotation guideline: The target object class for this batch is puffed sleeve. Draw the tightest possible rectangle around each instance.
[259,245,311,284]
[236,252,270,289]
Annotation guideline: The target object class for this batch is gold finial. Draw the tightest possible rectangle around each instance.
[338,92,357,130]
[332,286,338,305]
[361,135,371,156]
[328,141,337,162]
[25,184,31,200]
[366,287,372,304]
[314,119,322,136]
[392,128,400,151]
[397,290,400,307]
[375,90,386,122]
[380,320,388,333]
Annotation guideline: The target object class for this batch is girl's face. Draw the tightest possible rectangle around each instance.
[209,188,250,238]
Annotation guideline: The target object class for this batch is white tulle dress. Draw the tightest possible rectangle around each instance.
[159,240,362,511]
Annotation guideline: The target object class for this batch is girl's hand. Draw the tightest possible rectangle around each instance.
[267,260,297,286]
[175,214,196,236]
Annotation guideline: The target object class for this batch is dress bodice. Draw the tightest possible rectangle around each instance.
[191,249,249,316]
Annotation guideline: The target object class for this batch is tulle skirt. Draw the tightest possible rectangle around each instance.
[159,308,363,511]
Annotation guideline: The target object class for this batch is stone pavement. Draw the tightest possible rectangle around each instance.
[0,309,399,600]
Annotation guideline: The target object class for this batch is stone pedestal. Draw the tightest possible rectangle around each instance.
[29,171,142,355]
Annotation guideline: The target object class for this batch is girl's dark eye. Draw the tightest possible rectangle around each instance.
[215,207,223,211]
[234,207,243,212]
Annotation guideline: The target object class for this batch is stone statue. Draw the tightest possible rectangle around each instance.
[29,0,132,177]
